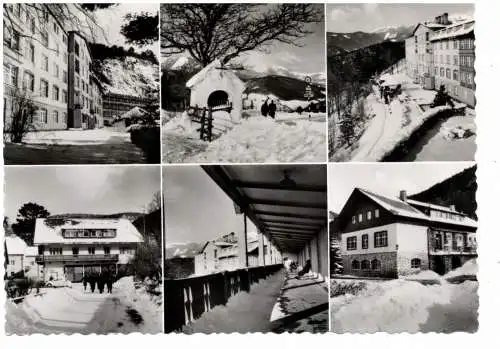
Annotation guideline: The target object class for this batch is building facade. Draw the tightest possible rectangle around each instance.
[336,188,477,278]
[33,217,143,282]
[102,93,152,125]
[430,20,475,106]
[5,235,28,277]
[4,3,69,131]
[3,4,104,131]
[405,13,475,107]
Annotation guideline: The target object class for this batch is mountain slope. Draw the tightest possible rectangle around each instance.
[409,165,477,219]
[243,75,325,101]
[165,242,203,259]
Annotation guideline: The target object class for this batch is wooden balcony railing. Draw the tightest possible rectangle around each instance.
[164,264,283,333]
[35,254,119,263]
[429,246,477,254]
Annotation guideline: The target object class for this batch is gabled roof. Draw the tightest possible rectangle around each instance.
[406,199,464,215]
[33,218,143,245]
[5,235,27,255]
[412,22,446,36]
[352,188,477,229]
[185,59,244,89]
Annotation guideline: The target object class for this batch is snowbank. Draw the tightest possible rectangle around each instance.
[21,129,130,145]
[186,116,326,163]
[5,301,49,335]
[351,91,451,161]
[330,278,478,333]
[114,276,163,334]
[445,259,477,279]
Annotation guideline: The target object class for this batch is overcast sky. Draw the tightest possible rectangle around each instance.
[326,3,474,33]
[163,166,257,246]
[4,166,160,222]
[162,4,325,75]
[328,162,475,214]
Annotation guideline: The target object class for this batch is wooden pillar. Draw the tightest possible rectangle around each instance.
[238,214,249,268]
[258,232,265,266]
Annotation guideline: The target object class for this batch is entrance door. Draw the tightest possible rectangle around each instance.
[433,256,446,275]
[207,90,229,108]
[64,266,84,282]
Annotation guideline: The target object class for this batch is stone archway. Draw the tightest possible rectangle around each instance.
[207,90,229,108]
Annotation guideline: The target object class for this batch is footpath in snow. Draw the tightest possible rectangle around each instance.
[5,277,162,335]
[350,88,450,162]
[330,259,478,333]
[20,128,131,146]
[163,112,326,163]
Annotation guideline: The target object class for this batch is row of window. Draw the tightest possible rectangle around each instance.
[346,231,388,251]
[350,258,422,271]
[36,108,66,125]
[47,246,134,255]
[351,209,380,225]
[429,209,467,221]
[62,229,117,239]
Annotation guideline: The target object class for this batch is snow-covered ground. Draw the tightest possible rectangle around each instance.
[5,278,162,335]
[163,111,326,163]
[330,259,478,333]
[19,128,131,146]
[331,76,475,161]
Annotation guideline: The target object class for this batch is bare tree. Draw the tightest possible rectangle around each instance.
[4,88,38,143]
[161,4,322,67]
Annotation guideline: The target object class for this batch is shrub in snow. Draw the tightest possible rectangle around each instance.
[330,280,367,298]
[131,236,162,282]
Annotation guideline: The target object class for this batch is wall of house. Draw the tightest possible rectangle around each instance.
[6,254,24,276]
[44,262,65,281]
[395,222,430,276]
[343,252,398,278]
[24,255,42,279]
[3,4,69,131]
[341,223,398,256]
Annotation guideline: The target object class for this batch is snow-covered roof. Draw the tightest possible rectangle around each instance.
[357,188,477,228]
[5,235,27,255]
[430,20,474,41]
[186,59,243,89]
[358,188,428,220]
[379,74,411,87]
[119,106,149,120]
[406,199,462,214]
[33,218,143,245]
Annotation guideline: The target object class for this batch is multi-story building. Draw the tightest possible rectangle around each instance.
[3,3,69,130]
[405,13,448,85]
[33,217,143,282]
[3,4,105,131]
[405,13,476,107]
[335,188,477,278]
[102,92,153,125]
[90,73,104,128]
[430,20,475,106]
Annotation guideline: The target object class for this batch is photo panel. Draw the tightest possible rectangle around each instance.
[160,4,327,164]
[326,3,475,162]
[4,165,163,334]
[328,162,478,333]
[163,164,329,333]
[3,3,160,165]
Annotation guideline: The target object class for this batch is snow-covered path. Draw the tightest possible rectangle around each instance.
[7,280,162,334]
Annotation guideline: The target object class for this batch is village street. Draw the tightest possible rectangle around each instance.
[6,278,162,335]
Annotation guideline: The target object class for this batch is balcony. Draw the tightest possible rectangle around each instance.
[429,246,477,255]
[35,254,119,264]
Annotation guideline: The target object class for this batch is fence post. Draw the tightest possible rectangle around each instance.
[207,108,213,142]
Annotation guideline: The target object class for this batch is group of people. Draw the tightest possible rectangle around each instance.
[284,258,312,279]
[378,84,402,105]
[82,271,115,294]
[261,98,277,118]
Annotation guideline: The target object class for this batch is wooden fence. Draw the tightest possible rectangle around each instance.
[188,103,233,142]
[164,264,283,332]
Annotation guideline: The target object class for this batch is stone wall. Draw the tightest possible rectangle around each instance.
[342,251,398,278]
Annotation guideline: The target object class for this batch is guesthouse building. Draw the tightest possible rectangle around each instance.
[335,188,477,278]
[33,217,143,282]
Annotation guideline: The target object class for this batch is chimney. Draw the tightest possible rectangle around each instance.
[450,204,456,211]
[443,12,449,25]
[399,190,407,202]
[435,15,441,24]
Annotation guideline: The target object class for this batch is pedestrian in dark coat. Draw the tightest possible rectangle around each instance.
[83,275,88,292]
[106,274,113,294]
[261,99,269,117]
[97,273,105,294]
[268,100,277,119]
[89,274,96,293]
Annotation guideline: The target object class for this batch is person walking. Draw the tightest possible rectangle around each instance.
[89,274,96,293]
[260,98,269,117]
[97,273,105,294]
[268,100,277,119]
[106,273,113,294]
[83,275,88,292]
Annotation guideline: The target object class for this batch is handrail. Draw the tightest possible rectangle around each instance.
[35,254,119,263]
[164,264,283,333]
